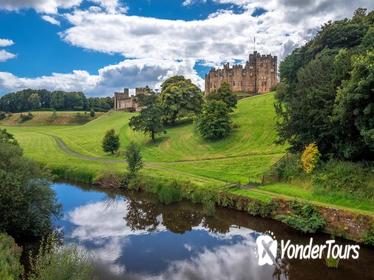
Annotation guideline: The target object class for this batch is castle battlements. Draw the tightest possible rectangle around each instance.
[205,51,278,95]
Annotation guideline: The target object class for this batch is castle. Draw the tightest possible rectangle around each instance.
[113,87,149,111]
[205,51,278,95]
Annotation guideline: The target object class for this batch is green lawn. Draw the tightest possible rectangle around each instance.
[2,92,373,215]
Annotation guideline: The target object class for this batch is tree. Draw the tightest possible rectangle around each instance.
[333,51,374,159]
[197,100,232,140]
[275,9,374,160]
[125,142,143,176]
[0,141,61,239]
[102,129,120,154]
[129,92,165,142]
[90,108,95,118]
[207,82,237,111]
[159,76,203,125]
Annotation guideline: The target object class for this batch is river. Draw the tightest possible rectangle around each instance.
[52,182,374,280]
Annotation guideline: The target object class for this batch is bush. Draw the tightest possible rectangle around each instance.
[196,100,232,140]
[247,200,277,217]
[102,129,120,154]
[28,235,94,280]
[158,181,183,205]
[274,154,304,181]
[0,112,6,120]
[90,109,95,118]
[277,202,325,233]
[312,160,374,200]
[19,112,33,123]
[301,143,321,174]
[363,224,374,246]
[0,233,23,280]
[125,142,143,176]
[0,143,61,239]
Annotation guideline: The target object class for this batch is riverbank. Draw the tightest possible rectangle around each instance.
[2,93,373,243]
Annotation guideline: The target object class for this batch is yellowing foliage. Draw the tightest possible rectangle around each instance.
[301,143,320,174]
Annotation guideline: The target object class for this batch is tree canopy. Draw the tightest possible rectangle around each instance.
[0,89,113,113]
[275,8,374,160]
[129,91,166,142]
[207,82,237,111]
[197,100,232,140]
[159,76,203,125]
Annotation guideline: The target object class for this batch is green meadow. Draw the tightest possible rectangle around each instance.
[3,93,374,214]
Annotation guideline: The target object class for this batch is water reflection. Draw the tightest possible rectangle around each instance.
[53,183,374,280]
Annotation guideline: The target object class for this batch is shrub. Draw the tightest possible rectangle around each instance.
[90,108,95,118]
[196,100,232,140]
[102,129,120,154]
[247,200,277,217]
[301,143,320,174]
[125,142,143,177]
[158,181,183,205]
[19,112,33,123]
[28,235,94,280]
[312,160,373,200]
[73,112,90,124]
[363,224,374,246]
[0,129,18,145]
[277,201,325,233]
[0,111,6,120]
[0,233,23,280]
[274,153,304,181]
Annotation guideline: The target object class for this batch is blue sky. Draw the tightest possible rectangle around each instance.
[0,0,372,96]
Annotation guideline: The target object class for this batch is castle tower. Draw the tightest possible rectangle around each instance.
[205,51,278,95]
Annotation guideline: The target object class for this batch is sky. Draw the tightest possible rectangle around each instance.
[0,0,373,97]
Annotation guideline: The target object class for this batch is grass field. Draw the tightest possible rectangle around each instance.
[2,92,373,215]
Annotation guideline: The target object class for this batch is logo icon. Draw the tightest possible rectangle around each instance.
[256,234,278,266]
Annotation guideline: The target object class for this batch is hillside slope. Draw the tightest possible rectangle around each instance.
[4,93,286,183]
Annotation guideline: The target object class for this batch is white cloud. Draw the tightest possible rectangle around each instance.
[0,50,16,62]
[0,58,203,96]
[0,38,14,47]
[0,70,98,93]
[90,0,128,14]
[0,0,373,95]
[0,0,82,14]
[41,15,60,25]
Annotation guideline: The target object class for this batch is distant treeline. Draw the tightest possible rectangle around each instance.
[0,89,113,112]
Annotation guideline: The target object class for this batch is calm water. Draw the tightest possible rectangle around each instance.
[53,182,374,280]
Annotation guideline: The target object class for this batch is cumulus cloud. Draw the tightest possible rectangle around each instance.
[0,58,203,96]
[0,38,14,47]
[0,0,373,95]
[41,15,60,25]
[0,0,82,14]
[0,50,16,62]
[0,70,98,93]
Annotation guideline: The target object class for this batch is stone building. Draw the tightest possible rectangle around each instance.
[113,87,149,112]
[205,51,278,95]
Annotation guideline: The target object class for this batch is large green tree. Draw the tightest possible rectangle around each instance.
[159,76,203,125]
[0,141,61,239]
[275,9,374,160]
[207,82,237,111]
[129,92,165,142]
[102,129,120,154]
[197,100,232,140]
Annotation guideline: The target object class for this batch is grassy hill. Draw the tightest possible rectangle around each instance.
[0,111,104,126]
[3,93,374,214]
[4,93,285,184]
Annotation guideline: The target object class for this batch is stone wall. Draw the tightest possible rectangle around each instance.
[205,51,278,95]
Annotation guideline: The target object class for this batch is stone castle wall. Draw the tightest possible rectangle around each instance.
[205,51,278,95]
